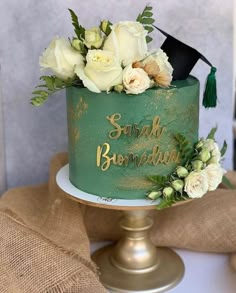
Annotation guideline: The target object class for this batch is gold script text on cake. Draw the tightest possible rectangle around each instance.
[96,114,181,172]
[106,113,166,139]
[96,143,181,171]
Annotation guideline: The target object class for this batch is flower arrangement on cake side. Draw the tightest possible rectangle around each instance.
[147,128,227,209]
[31,6,173,106]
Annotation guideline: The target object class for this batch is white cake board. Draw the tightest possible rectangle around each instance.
[56,164,160,210]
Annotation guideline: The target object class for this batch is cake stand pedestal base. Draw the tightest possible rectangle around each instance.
[92,210,184,293]
[56,165,185,292]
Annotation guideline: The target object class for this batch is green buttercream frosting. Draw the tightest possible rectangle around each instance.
[66,76,199,199]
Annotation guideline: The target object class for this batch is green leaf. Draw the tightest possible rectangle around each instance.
[136,5,155,43]
[143,11,153,17]
[31,75,73,106]
[141,18,155,24]
[99,20,112,36]
[207,127,217,140]
[147,175,167,186]
[220,140,227,157]
[68,9,85,40]
[174,133,194,160]
[40,76,55,90]
[222,175,235,189]
[156,199,173,210]
[146,36,153,43]
[32,90,47,95]
[54,77,64,88]
[144,26,154,33]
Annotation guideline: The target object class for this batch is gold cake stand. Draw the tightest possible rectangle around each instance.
[56,164,185,293]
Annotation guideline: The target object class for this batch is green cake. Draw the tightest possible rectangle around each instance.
[31,6,225,208]
[67,76,199,199]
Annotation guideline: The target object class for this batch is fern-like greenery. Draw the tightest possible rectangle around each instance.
[174,133,194,161]
[31,76,74,106]
[68,9,85,41]
[136,6,155,43]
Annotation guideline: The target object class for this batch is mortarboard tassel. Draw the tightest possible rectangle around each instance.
[203,67,217,108]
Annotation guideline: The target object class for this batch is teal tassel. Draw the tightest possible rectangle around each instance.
[203,67,217,108]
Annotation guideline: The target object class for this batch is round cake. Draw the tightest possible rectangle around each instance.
[66,76,199,199]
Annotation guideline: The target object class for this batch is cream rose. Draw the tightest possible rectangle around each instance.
[75,49,122,92]
[39,37,84,80]
[123,65,150,94]
[205,164,224,191]
[184,170,209,198]
[103,21,148,66]
[143,49,173,87]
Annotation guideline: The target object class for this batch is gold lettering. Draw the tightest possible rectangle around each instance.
[149,116,166,139]
[97,143,112,171]
[106,113,122,140]
[138,125,151,138]
[106,113,165,140]
[97,143,181,171]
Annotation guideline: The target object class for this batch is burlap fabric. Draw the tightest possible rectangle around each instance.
[0,153,235,292]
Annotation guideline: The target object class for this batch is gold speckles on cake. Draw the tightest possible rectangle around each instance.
[68,97,88,121]
[118,177,155,190]
[67,97,88,151]
[68,125,80,149]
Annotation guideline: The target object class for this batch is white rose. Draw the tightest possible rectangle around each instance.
[75,49,123,93]
[205,164,224,191]
[184,170,209,198]
[103,21,148,66]
[203,139,221,164]
[39,37,84,80]
[143,49,173,87]
[123,65,150,94]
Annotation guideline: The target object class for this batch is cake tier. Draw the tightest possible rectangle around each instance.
[66,76,199,199]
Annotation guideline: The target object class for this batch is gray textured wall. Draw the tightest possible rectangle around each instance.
[0,0,234,190]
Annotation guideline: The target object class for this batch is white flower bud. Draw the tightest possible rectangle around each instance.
[196,140,204,150]
[199,148,211,163]
[84,27,104,49]
[114,84,124,93]
[163,187,174,198]
[71,39,83,53]
[148,191,162,200]
[72,39,84,52]
[191,160,204,170]
[176,166,189,178]
[171,180,184,192]
[100,20,111,35]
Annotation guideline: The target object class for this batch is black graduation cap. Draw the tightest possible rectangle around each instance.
[153,25,217,108]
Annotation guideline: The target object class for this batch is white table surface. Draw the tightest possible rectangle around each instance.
[91,242,236,293]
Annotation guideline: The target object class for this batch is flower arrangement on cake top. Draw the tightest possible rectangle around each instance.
[31,6,173,106]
